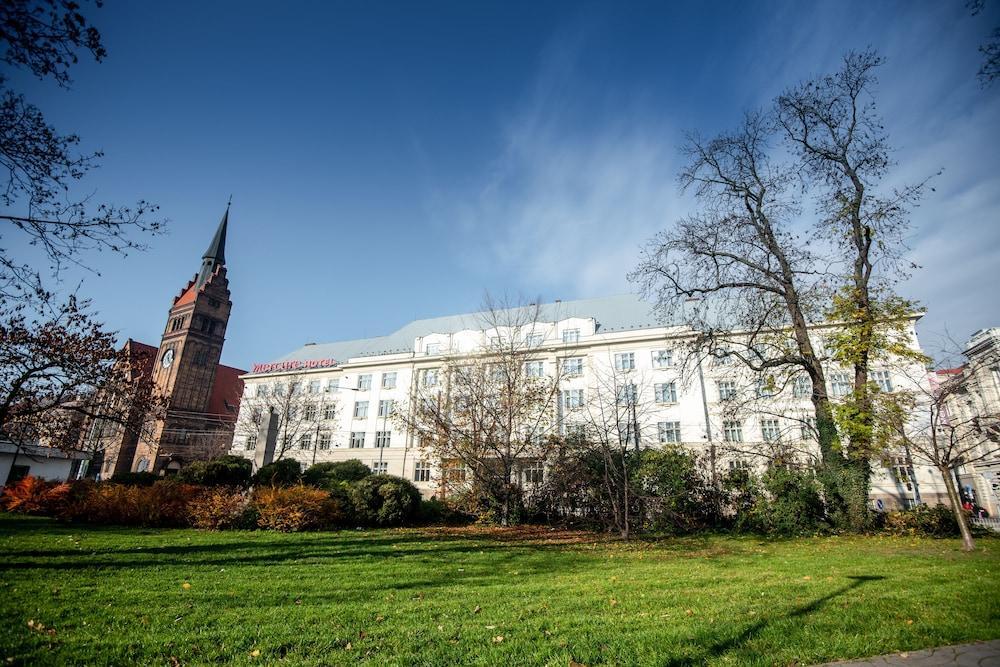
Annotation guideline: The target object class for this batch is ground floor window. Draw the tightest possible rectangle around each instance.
[372,461,388,474]
[414,460,431,482]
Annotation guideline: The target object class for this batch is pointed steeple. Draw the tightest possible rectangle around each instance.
[195,202,230,288]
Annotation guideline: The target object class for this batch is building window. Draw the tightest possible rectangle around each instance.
[792,375,811,399]
[357,374,372,391]
[378,399,395,417]
[617,383,638,405]
[422,369,439,387]
[318,433,332,450]
[657,421,681,443]
[246,435,257,451]
[349,432,365,448]
[308,379,321,394]
[761,419,781,443]
[562,329,580,344]
[654,382,677,403]
[872,370,893,393]
[522,461,545,485]
[382,372,397,389]
[652,349,673,368]
[562,357,583,376]
[444,462,466,483]
[713,350,733,366]
[723,420,743,443]
[614,352,635,371]
[830,371,852,398]
[561,389,584,409]
[299,434,313,451]
[353,401,369,419]
[425,342,442,356]
[257,384,269,398]
[274,383,285,396]
[718,381,737,401]
[289,381,301,395]
[525,361,544,378]
[619,423,640,446]
[303,403,317,421]
[728,459,750,472]
[372,461,388,475]
[375,431,391,448]
[323,404,337,420]
[326,378,340,392]
[800,416,817,441]
[526,333,544,348]
[414,460,431,482]
[136,457,150,472]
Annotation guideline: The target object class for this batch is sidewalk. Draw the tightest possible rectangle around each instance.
[817,640,1000,666]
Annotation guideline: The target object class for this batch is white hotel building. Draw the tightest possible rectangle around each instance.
[230,294,945,509]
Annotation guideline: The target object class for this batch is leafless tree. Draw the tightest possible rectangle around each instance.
[776,50,931,464]
[629,111,841,479]
[0,0,163,300]
[1,295,165,473]
[236,373,338,464]
[968,0,1000,86]
[569,356,655,538]
[396,295,564,525]
[886,360,1000,551]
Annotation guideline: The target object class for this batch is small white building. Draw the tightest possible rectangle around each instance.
[1,439,88,488]
[231,294,943,509]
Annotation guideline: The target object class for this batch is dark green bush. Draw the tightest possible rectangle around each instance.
[110,471,160,486]
[417,497,471,525]
[350,474,422,526]
[749,465,828,536]
[179,455,252,487]
[638,447,719,533]
[302,460,371,489]
[253,458,302,487]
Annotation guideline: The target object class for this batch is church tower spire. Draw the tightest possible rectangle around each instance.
[196,202,229,288]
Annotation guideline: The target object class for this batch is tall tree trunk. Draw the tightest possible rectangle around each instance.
[940,464,975,552]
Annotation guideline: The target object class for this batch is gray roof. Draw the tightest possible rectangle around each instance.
[271,293,666,365]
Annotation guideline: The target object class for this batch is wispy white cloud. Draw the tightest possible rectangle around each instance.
[434,4,1000,360]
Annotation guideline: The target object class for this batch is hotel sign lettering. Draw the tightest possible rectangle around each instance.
[251,358,338,374]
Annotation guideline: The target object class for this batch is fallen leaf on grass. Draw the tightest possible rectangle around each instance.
[181,582,191,590]
[345,642,352,650]
[492,636,504,644]
[473,605,481,614]
[249,649,260,658]
[906,619,914,625]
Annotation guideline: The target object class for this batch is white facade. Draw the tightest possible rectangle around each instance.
[230,295,942,508]
[0,440,87,488]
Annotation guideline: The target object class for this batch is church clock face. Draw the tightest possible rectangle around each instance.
[161,348,175,369]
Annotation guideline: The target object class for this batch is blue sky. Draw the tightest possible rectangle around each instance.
[7,0,1000,368]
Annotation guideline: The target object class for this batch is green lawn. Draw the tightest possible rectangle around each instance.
[1,515,997,666]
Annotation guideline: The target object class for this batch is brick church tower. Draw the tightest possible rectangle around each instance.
[130,206,245,474]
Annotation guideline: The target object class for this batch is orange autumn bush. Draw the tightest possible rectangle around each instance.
[187,487,252,529]
[0,476,71,514]
[252,485,348,532]
[63,480,201,527]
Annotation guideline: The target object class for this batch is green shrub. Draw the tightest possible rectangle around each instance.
[252,485,347,531]
[253,458,302,487]
[350,474,422,526]
[416,497,471,525]
[187,487,253,529]
[179,455,253,487]
[749,465,828,536]
[638,447,717,533]
[302,460,371,489]
[110,471,160,486]
[883,504,960,537]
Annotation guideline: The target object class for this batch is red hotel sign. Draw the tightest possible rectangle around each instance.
[251,358,338,374]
